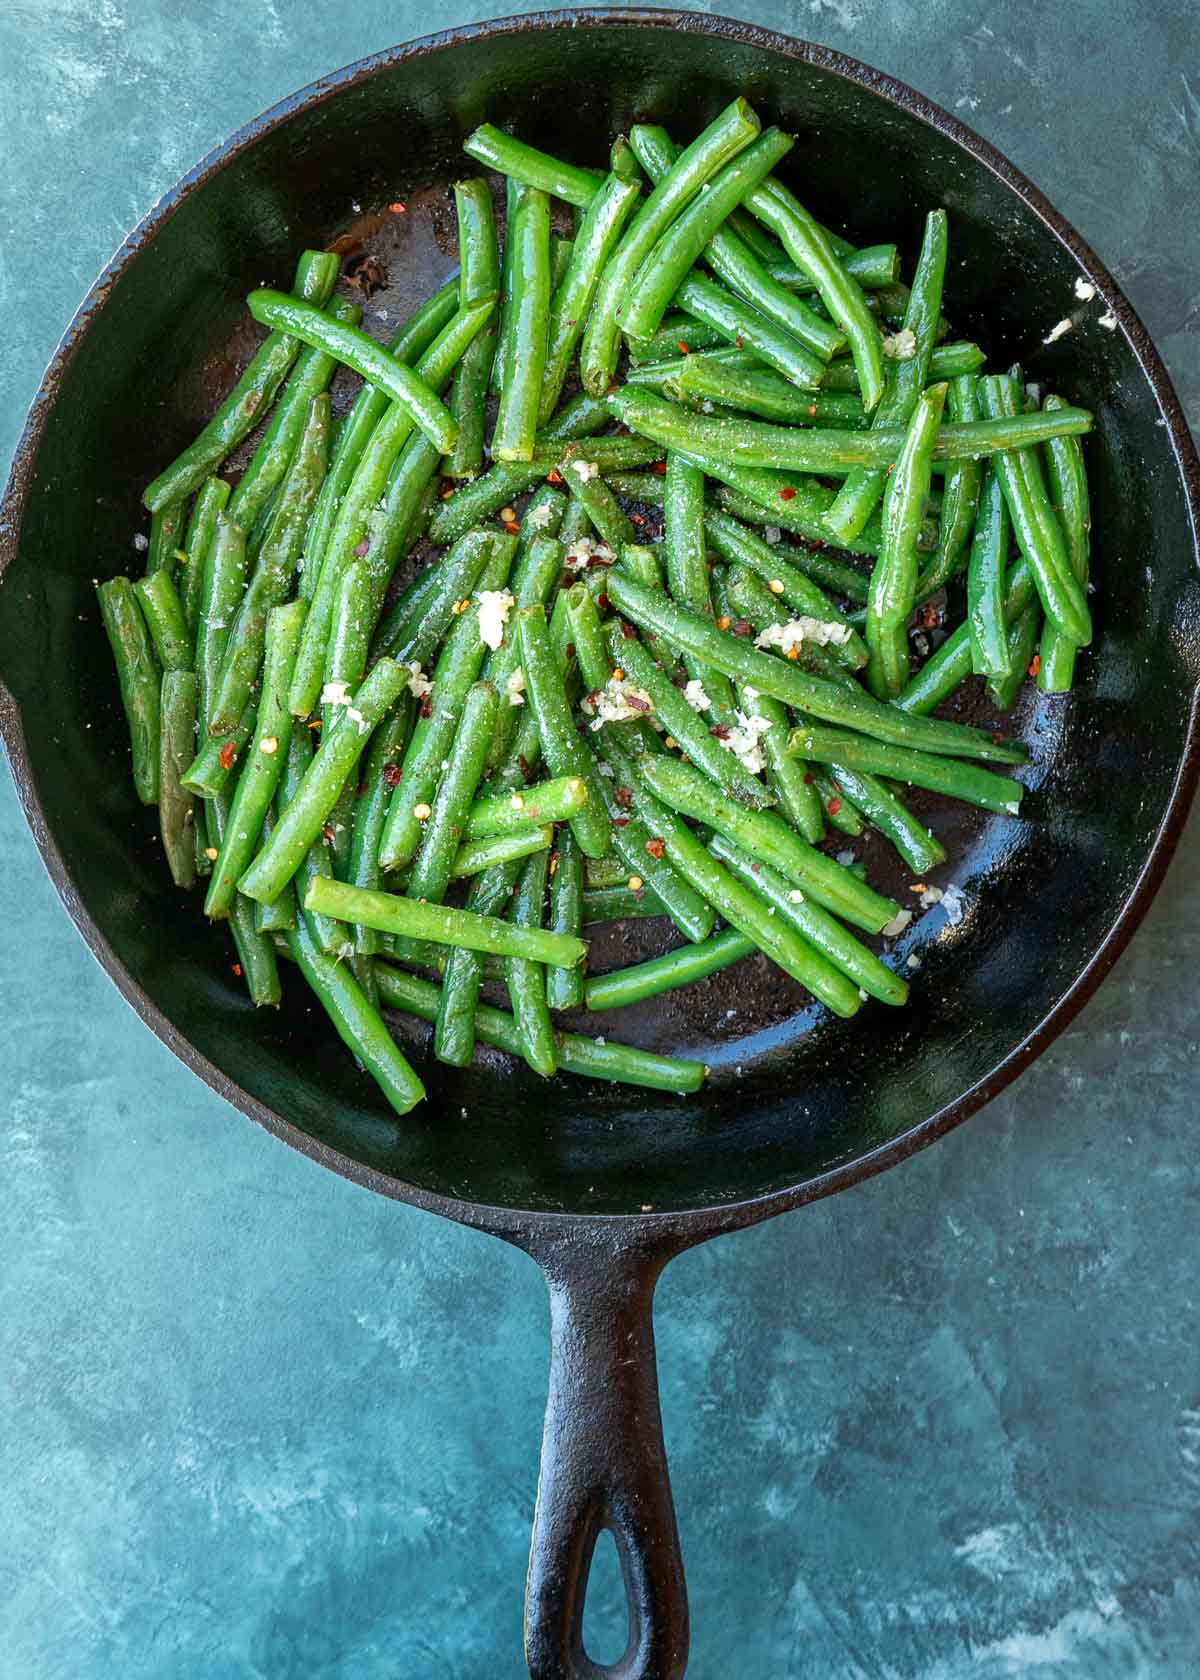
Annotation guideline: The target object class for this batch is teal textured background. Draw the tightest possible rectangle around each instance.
[2,3,1198,1675]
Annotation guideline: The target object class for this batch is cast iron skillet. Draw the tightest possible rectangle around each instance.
[2,11,1198,1676]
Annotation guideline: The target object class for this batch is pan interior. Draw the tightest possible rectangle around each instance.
[2,17,1197,1216]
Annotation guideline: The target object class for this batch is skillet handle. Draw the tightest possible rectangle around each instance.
[523,1236,688,1680]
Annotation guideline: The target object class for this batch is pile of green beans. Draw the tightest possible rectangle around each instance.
[99,99,1098,1122]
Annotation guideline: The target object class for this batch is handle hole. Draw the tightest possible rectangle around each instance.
[581,1526,630,1671]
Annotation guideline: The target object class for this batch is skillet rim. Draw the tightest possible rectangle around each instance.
[1,6,1198,1243]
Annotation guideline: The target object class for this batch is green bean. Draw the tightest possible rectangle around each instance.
[306,876,584,968]
[192,512,248,737]
[559,445,633,551]
[966,468,1011,677]
[822,339,984,394]
[810,766,865,836]
[1037,394,1092,692]
[301,278,460,595]
[274,723,341,952]
[978,373,1091,648]
[916,374,982,602]
[988,601,1042,711]
[319,555,374,879]
[205,600,307,919]
[227,295,360,536]
[824,764,944,874]
[604,571,1025,763]
[431,858,521,1065]
[635,750,897,933]
[382,523,503,687]
[709,566,825,843]
[549,234,574,292]
[674,273,826,389]
[600,621,772,808]
[897,553,1036,714]
[178,476,230,638]
[589,729,715,943]
[617,750,861,1013]
[289,917,425,1113]
[450,825,552,881]
[620,128,795,342]
[97,578,161,805]
[866,381,947,699]
[465,775,590,839]
[491,183,551,462]
[708,835,907,1006]
[462,123,602,207]
[376,538,517,869]
[563,582,613,693]
[134,569,191,672]
[490,177,520,399]
[252,814,296,933]
[371,564,444,663]
[582,885,669,923]
[239,658,407,905]
[144,502,186,584]
[825,210,948,545]
[484,527,565,770]
[769,244,900,292]
[289,299,495,715]
[585,929,754,1011]
[584,853,630,890]
[709,485,880,580]
[158,670,198,888]
[703,507,867,668]
[380,963,705,1093]
[143,250,338,511]
[426,391,611,547]
[620,382,1091,474]
[544,831,585,1010]
[628,316,727,364]
[503,847,557,1077]
[677,358,868,427]
[347,695,414,954]
[661,455,738,722]
[516,606,611,858]
[444,179,501,478]
[540,173,642,424]
[787,722,1024,815]
[742,178,885,411]
[210,393,330,735]
[408,682,498,904]
[206,784,282,1002]
[359,433,446,631]
[622,123,843,362]
[245,290,458,454]
[582,101,762,395]
[181,705,255,800]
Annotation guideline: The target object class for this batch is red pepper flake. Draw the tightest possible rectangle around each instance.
[547,468,564,485]
[503,520,520,535]
[804,772,814,785]
[779,486,796,501]
[231,963,242,978]
[677,340,690,355]
[807,537,826,550]
[918,604,939,629]
[716,615,731,630]
[827,798,842,815]
[651,459,667,476]
[670,670,687,688]
[612,815,630,827]
[382,762,402,788]
[991,731,1005,746]
[419,698,433,718]
[387,201,407,213]
[735,336,744,349]
[517,755,533,782]
[597,594,610,613]
[217,740,237,770]
[630,512,645,525]
[353,536,370,557]
[627,694,650,712]
[733,619,752,637]
[1028,653,1041,678]
[615,786,633,808]
[709,724,731,740]
[807,404,817,417]
[645,837,666,860]
[322,823,336,843]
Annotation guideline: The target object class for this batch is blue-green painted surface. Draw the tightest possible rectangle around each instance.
[1,3,1198,1675]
